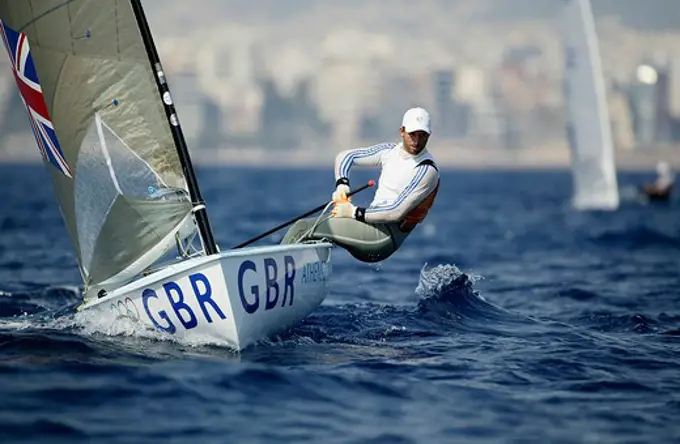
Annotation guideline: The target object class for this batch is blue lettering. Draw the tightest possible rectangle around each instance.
[163,281,198,330]
[264,258,279,310]
[190,273,225,323]
[282,255,295,306]
[300,260,330,284]
[236,257,299,314]
[238,260,259,314]
[142,288,176,333]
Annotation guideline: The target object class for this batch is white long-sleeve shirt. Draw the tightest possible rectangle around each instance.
[334,142,439,224]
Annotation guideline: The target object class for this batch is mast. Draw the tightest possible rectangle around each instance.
[129,0,219,255]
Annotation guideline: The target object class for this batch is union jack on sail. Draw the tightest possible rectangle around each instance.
[0,21,72,178]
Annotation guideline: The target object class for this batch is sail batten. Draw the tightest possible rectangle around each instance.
[0,0,198,289]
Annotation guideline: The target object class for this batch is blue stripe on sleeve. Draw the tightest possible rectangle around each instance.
[366,164,428,214]
[339,143,394,178]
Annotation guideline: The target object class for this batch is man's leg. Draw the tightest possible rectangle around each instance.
[282,216,400,262]
[280,217,321,245]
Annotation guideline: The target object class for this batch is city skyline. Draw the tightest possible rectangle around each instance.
[1,0,679,170]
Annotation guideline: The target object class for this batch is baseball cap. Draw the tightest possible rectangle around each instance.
[401,107,431,134]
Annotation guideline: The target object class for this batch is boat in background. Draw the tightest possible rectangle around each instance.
[562,0,620,210]
[639,161,674,203]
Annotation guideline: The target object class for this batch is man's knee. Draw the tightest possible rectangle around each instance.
[281,220,313,244]
[346,243,397,263]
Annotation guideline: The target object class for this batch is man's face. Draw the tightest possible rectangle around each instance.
[400,127,430,155]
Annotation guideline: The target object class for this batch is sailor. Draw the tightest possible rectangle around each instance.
[640,161,674,201]
[281,107,440,262]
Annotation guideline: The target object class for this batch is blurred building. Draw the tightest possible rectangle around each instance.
[195,24,265,136]
[627,62,668,147]
[2,1,680,164]
[312,29,394,150]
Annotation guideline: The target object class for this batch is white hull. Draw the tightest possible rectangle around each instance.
[78,242,333,350]
[563,0,619,210]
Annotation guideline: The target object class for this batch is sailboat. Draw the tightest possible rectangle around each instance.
[562,0,620,210]
[0,1,333,350]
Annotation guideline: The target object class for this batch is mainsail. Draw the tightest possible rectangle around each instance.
[0,1,212,290]
[562,0,619,210]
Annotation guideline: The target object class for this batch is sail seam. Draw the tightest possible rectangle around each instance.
[115,0,120,60]
[19,0,77,33]
[25,0,36,42]
[67,0,74,54]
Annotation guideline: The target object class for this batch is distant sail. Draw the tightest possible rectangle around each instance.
[562,0,619,210]
[0,1,195,289]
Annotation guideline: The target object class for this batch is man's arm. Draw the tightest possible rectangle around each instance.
[356,164,439,224]
[334,143,395,185]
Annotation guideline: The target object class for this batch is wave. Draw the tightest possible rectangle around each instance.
[0,286,81,318]
[275,264,539,348]
[0,265,536,353]
[556,287,599,301]
[569,310,680,335]
[590,226,680,249]
[413,264,540,335]
[0,330,99,361]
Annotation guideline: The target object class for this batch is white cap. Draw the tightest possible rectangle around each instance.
[401,107,431,134]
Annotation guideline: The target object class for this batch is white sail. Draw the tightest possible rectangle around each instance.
[562,0,619,210]
[0,1,198,291]
[2,1,336,350]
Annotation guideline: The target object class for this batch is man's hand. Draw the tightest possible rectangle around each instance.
[332,184,351,203]
[331,200,356,218]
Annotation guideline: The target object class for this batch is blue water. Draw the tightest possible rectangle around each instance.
[1,164,679,443]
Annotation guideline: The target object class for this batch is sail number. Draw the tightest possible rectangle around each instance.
[237,256,296,314]
[140,255,304,334]
[142,272,225,334]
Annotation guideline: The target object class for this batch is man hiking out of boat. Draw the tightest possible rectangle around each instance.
[640,161,674,201]
[281,107,440,262]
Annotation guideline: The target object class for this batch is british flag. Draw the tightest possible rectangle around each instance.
[0,21,72,178]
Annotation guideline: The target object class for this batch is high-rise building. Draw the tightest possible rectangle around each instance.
[431,70,455,138]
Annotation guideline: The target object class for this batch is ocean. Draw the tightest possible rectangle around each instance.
[0,164,678,443]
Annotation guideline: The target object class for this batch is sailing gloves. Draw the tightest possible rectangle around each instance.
[331,179,354,218]
[332,177,351,203]
[331,177,365,221]
[332,185,350,203]
[331,200,356,218]
[332,201,366,221]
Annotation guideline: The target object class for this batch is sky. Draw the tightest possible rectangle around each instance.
[144,0,680,31]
